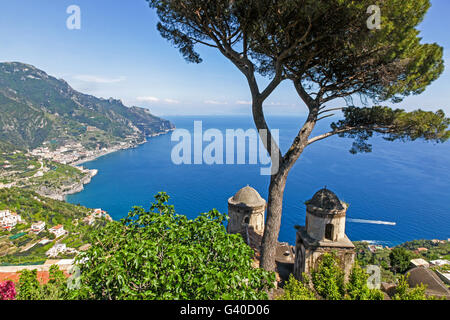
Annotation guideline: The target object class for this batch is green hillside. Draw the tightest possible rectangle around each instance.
[0,188,102,265]
[0,62,174,150]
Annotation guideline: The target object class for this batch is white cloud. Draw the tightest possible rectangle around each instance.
[204,100,228,105]
[164,98,180,104]
[73,75,126,84]
[236,100,251,105]
[136,97,181,104]
[137,96,160,102]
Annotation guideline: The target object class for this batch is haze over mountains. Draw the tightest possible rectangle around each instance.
[0,62,174,150]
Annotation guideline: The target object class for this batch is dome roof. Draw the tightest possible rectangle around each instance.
[229,186,266,207]
[308,188,344,211]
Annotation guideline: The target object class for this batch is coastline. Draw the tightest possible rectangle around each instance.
[61,129,175,201]
[71,138,147,167]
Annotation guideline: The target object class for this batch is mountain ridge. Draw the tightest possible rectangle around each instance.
[0,62,174,150]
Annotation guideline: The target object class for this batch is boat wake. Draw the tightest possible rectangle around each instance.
[348,218,396,226]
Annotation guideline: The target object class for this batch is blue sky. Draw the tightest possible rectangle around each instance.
[0,0,449,116]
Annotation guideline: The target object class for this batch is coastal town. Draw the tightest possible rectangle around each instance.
[1,134,160,200]
[29,140,139,166]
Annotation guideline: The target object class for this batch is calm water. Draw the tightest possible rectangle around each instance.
[67,116,450,246]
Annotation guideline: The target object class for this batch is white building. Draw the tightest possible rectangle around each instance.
[49,225,66,238]
[0,210,11,219]
[410,258,430,268]
[92,209,106,219]
[0,210,23,230]
[46,244,67,257]
[39,239,51,245]
[430,259,450,266]
[31,221,46,234]
[83,215,95,226]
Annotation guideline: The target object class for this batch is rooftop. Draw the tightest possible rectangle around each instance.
[229,186,266,208]
[407,267,450,298]
[308,188,344,211]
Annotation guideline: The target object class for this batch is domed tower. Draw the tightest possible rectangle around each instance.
[227,186,266,240]
[305,188,348,242]
[294,188,355,282]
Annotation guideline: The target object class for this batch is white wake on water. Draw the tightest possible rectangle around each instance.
[348,218,396,226]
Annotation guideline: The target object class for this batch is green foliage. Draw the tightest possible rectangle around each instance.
[0,188,94,265]
[354,241,398,282]
[281,256,384,300]
[17,269,41,300]
[346,262,383,300]
[73,192,275,300]
[311,253,345,300]
[399,240,450,260]
[277,274,316,300]
[16,266,68,300]
[0,188,89,228]
[390,247,413,274]
[41,265,69,300]
[148,0,443,102]
[332,107,450,154]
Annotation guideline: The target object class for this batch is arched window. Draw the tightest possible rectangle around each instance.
[243,216,250,225]
[325,223,334,241]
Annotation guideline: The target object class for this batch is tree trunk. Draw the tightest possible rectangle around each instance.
[259,111,318,272]
[260,170,288,271]
[249,81,317,272]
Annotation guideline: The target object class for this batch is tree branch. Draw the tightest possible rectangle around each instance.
[307,125,395,145]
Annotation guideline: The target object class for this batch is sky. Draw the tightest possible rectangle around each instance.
[0,0,449,116]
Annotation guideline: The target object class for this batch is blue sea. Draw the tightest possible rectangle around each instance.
[67,116,450,246]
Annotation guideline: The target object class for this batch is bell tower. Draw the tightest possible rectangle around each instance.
[227,186,266,243]
[294,188,355,282]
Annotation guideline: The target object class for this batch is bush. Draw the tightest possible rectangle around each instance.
[73,192,275,300]
[17,269,41,300]
[277,274,316,300]
[16,266,68,300]
[389,247,412,274]
[346,262,383,300]
[312,253,346,300]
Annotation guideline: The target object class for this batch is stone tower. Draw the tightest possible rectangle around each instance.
[228,186,266,242]
[293,188,355,282]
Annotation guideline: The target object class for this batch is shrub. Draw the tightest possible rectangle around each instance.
[277,274,316,300]
[312,253,346,300]
[389,247,412,274]
[73,192,275,300]
[17,269,41,300]
[346,262,383,300]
